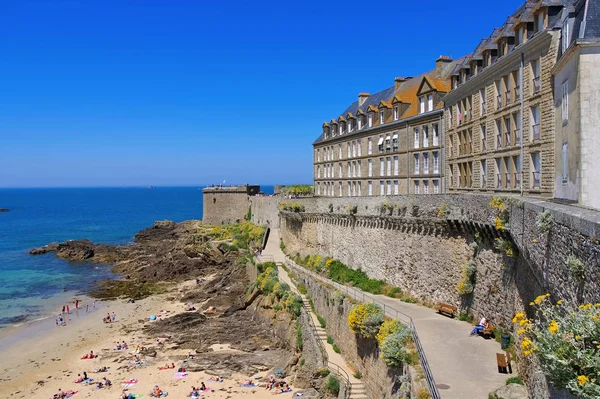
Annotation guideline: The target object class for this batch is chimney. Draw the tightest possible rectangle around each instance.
[394,77,407,89]
[436,55,453,77]
[358,92,370,106]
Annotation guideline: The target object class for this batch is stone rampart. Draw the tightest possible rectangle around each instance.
[249,196,281,228]
[202,186,255,225]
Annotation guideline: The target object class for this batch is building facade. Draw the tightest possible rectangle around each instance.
[313,57,460,197]
[552,0,600,209]
[443,0,572,197]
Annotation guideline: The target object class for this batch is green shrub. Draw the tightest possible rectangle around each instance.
[317,368,330,377]
[376,320,406,346]
[348,303,384,339]
[284,292,303,317]
[332,344,341,353]
[281,185,313,196]
[328,260,385,294]
[383,286,402,298]
[299,358,305,366]
[327,336,333,345]
[332,290,345,305]
[536,210,554,234]
[506,376,524,385]
[456,260,477,296]
[380,328,413,367]
[566,255,585,280]
[274,282,290,299]
[273,305,282,311]
[297,284,308,295]
[353,371,362,379]
[279,202,305,212]
[317,315,327,328]
[495,238,516,258]
[325,375,340,394]
[458,312,474,323]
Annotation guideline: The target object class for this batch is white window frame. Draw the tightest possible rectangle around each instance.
[562,142,568,184]
[427,95,433,111]
[386,180,392,195]
[368,159,373,177]
[357,140,362,157]
[380,158,384,177]
[358,117,363,130]
[423,180,429,194]
[379,181,384,196]
[423,126,429,148]
[433,180,439,194]
[433,124,439,146]
[393,106,399,120]
[368,113,373,128]
[386,157,392,177]
[414,128,420,149]
[419,97,425,114]
[393,156,399,176]
[379,110,385,124]
[414,181,420,194]
[357,160,362,177]
[393,180,399,195]
[423,153,429,175]
[368,181,373,196]
[414,154,420,174]
[368,138,372,155]
[562,80,569,123]
[433,152,439,174]
[347,143,351,158]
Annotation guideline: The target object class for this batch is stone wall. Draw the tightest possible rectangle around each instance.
[202,187,252,225]
[295,268,408,399]
[250,196,281,228]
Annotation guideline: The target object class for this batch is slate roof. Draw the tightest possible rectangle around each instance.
[314,57,462,144]
[574,0,600,39]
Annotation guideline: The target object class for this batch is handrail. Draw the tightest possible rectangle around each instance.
[284,258,441,399]
[276,261,352,398]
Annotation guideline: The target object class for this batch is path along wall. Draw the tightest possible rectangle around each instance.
[278,194,600,398]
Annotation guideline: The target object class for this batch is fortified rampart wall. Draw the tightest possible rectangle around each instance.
[202,186,258,225]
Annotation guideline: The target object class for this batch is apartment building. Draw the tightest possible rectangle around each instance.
[443,0,572,197]
[552,0,600,209]
[313,56,460,197]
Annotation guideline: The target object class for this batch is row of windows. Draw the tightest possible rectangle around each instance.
[316,152,440,179]
[448,152,541,190]
[316,179,441,196]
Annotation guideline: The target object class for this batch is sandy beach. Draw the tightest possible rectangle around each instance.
[0,280,297,399]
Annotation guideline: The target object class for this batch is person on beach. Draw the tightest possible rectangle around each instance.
[86,304,89,313]
[470,317,489,336]
[62,305,65,313]
[93,300,96,309]
[102,376,111,387]
[66,305,70,314]
[111,312,116,322]
[75,299,79,309]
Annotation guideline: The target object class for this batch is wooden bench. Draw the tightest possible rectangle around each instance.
[435,302,457,318]
[480,323,495,339]
[496,352,513,374]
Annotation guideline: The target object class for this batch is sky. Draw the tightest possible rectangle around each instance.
[0,0,525,187]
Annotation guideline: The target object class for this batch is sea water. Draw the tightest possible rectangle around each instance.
[0,186,273,329]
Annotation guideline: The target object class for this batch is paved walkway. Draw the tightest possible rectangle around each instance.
[260,229,508,399]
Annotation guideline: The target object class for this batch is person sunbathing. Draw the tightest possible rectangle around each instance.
[158,362,175,370]
[81,350,96,359]
[240,379,253,386]
[273,383,291,394]
[74,374,84,383]
[90,366,108,373]
[208,376,223,382]
[189,386,200,398]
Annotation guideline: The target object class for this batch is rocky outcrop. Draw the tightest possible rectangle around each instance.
[29,243,59,255]
[489,384,528,399]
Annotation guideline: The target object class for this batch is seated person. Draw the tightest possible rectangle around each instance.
[102,377,112,387]
[470,317,488,336]
[75,374,84,383]
[200,382,207,391]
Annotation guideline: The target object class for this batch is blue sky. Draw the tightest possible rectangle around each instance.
[0,0,524,187]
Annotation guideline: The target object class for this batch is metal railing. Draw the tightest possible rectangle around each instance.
[284,258,441,399]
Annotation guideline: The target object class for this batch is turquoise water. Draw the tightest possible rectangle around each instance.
[0,186,273,328]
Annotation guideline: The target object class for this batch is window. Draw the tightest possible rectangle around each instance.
[514,155,521,188]
[368,113,373,127]
[423,126,429,148]
[368,138,373,155]
[317,183,320,196]
[348,181,352,197]
[562,81,569,123]
[481,160,487,187]
[338,144,342,159]
[562,142,568,184]
[414,154,420,174]
[352,182,356,197]
[317,166,321,178]
[481,124,487,151]
[339,163,342,178]
[385,135,391,152]
[433,152,439,174]
[393,106,399,120]
[380,181,385,196]
[419,97,425,113]
[536,11,545,32]
[394,156,399,176]
[352,141,356,158]
[532,59,541,94]
[394,180,399,195]
[339,182,343,197]
[352,161,356,177]
[480,89,487,116]
[531,105,541,141]
[433,124,439,146]
[368,181,373,196]
[496,158,503,189]
[368,159,373,177]
[531,152,541,189]
[358,117,363,130]
[433,180,439,194]
[386,180,392,195]
[423,153,429,174]
[317,149,320,162]
[414,128,420,149]
[427,95,433,111]
[414,181,420,194]
[392,133,399,151]
[380,110,385,124]
[386,157,392,176]
[380,158,384,177]
[423,181,429,194]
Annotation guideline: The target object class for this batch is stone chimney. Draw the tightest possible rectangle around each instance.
[358,92,370,106]
[394,77,407,89]
[436,55,453,77]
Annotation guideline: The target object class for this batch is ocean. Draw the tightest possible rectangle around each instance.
[0,186,273,329]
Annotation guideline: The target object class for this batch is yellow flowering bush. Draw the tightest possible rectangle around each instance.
[348,303,384,339]
[376,320,405,346]
[490,196,509,231]
[513,294,600,398]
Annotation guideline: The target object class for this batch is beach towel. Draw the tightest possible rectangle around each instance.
[240,383,257,387]
[273,388,293,395]
[150,392,168,398]
[128,395,143,399]
[173,372,188,379]
[82,378,94,385]
[65,391,78,398]
[122,378,138,387]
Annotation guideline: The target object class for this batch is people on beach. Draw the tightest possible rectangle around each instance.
[208,376,223,382]
[86,304,89,313]
[102,376,111,387]
[75,299,79,309]
[90,366,108,373]
[151,385,164,397]
[111,312,116,322]
[158,362,175,370]
[81,350,96,359]
[266,374,276,390]
[93,300,96,309]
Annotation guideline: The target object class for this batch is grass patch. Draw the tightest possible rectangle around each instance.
[353,370,362,379]
[91,279,166,300]
[506,376,524,385]
[332,344,341,353]
[299,358,305,366]
[296,320,303,351]
[457,312,474,323]
[297,284,308,295]
[327,336,333,344]
[317,315,327,328]
[317,368,330,377]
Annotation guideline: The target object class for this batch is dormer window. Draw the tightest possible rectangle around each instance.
[535,11,545,32]
[358,117,363,130]
[562,19,570,53]
[340,122,345,135]
[331,125,336,136]
[368,113,373,128]
[427,95,433,111]
[419,97,425,114]
[348,119,353,132]
[393,106,399,121]
[379,110,385,124]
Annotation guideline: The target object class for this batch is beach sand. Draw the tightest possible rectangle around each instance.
[0,281,297,399]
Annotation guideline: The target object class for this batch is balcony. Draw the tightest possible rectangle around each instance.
[532,124,541,141]
[514,86,521,102]
[497,95,503,110]
[481,101,487,116]
[514,172,521,188]
[505,90,512,104]
[532,77,541,94]
[532,171,541,189]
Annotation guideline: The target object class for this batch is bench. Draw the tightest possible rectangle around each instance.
[496,352,513,374]
[480,323,495,339]
[435,302,457,318]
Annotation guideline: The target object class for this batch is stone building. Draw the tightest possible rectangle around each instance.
[312,56,461,197]
[443,0,573,198]
[552,0,600,209]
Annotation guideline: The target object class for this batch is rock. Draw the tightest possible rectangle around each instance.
[489,383,528,399]
[29,243,59,255]
[0,208,9,212]
[55,240,95,261]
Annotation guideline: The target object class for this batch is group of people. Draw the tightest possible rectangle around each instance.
[102,312,116,323]
[56,300,97,327]
[52,388,76,399]
[115,340,128,350]
[266,375,290,393]
[189,383,208,398]
[150,385,167,397]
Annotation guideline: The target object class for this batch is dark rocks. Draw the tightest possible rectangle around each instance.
[55,239,95,261]
[0,208,9,212]
[134,220,179,243]
[29,243,59,255]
